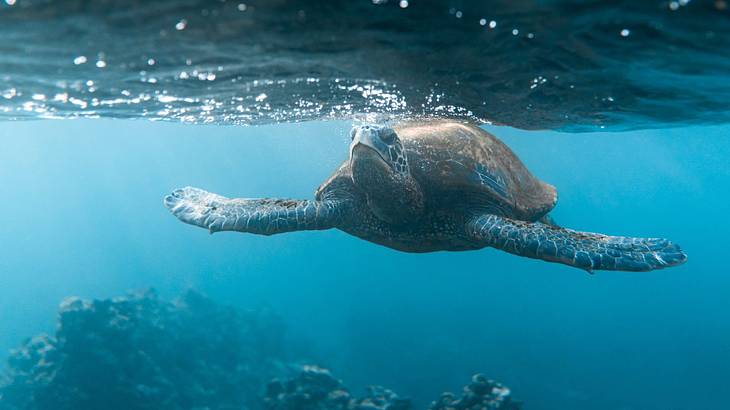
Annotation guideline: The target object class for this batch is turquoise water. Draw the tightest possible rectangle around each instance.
[1,119,728,409]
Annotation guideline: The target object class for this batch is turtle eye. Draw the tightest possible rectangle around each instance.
[380,129,397,144]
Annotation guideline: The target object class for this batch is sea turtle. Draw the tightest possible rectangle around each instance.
[164,120,686,272]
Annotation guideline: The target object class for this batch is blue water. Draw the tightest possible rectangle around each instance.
[1,1,728,408]
[1,120,728,409]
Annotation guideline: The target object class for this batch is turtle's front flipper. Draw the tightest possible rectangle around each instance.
[466,214,687,272]
[164,187,349,235]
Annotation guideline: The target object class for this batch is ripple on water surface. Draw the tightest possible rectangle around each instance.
[1,0,729,131]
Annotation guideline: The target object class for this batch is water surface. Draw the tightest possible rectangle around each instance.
[1,0,729,130]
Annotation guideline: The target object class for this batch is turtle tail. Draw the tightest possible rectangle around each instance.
[467,214,687,272]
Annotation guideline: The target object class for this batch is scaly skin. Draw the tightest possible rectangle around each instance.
[164,187,350,235]
[467,214,687,272]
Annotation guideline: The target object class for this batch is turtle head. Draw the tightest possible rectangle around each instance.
[349,124,423,224]
[349,124,409,176]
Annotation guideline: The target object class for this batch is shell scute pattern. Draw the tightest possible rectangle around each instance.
[396,121,554,220]
[474,163,509,198]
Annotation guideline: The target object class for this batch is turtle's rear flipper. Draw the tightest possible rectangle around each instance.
[467,214,687,272]
[164,186,348,235]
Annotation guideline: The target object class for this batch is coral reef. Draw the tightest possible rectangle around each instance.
[0,290,288,410]
[264,367,519,410]
[429,374,520,410]
[264,365,411,410]
[0,290,520,410]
